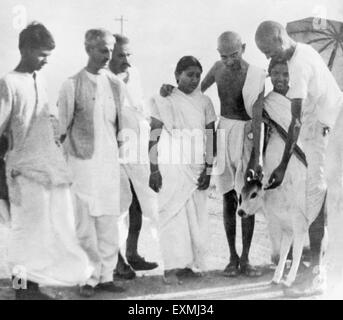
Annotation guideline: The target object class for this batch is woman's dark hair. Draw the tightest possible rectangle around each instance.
[19,22,55,51]
[175,56,202,75]
[268,57,287,75]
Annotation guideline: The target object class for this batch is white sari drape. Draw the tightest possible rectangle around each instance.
[150,89,213,271]
[263,91,307,223]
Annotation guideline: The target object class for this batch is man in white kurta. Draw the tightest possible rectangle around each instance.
[256,21,343,296]
[324,106,343,299]
[109,35,159,278]
[58,29,125,297]
[0,23,91,300]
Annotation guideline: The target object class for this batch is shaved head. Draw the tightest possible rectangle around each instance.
[218,31,242,52]
[255,21,287,43]
[217,31,246,69]
[255,20,294,60]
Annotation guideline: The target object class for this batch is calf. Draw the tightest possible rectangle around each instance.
[237,125,308,287]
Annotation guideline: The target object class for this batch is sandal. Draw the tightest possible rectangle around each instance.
[163,270,183,285]
[240,263,263,277]
[176,268,202,279]
[223,261,240,277]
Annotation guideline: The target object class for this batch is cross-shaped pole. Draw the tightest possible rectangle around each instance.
[115,15,128,35]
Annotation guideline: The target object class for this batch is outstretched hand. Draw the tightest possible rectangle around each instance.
[264,165,286,190]
[160,84,175,97]
[197,169,211,191]
[149,170,162,193]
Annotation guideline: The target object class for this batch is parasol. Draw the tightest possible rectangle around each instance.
[286,17,343,90]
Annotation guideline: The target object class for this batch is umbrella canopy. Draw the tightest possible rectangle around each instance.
[286,17,343,90]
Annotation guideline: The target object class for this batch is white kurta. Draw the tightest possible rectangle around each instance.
[65,71,120,218]
[287,43,343,294]
[58,70,121,286]
[150,89,217,271]
[0,71,92,287]
[287,43,343,222]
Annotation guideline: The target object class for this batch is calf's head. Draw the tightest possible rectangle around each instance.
[237,178,264,218]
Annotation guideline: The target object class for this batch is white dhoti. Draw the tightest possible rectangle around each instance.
[324,105,343,297]
[215,117,253,195]
[301,121,329,224]
[1,71,93,287]
[9,176,92,287]
[214,64,266,195]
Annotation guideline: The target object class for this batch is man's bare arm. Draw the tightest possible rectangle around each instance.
[57,80,76,144]
[201,62,218,92]
[280,98,302,169]
[265,98,302,189]
[205,121,216,170]
[250,89,265,177]
[198,121,216,190]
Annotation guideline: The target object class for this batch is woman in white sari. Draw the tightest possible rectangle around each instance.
[149,56,217,283]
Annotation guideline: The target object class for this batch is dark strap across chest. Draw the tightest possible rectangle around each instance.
[263,110,307,167]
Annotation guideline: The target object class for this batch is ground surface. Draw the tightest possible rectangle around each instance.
[0,188,328,300]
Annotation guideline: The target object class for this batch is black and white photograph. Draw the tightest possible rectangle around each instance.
[1,0,343,304]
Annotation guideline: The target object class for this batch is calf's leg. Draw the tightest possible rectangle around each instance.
[272,232,292,284]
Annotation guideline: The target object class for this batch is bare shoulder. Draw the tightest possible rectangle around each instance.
[202,62,224,89]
